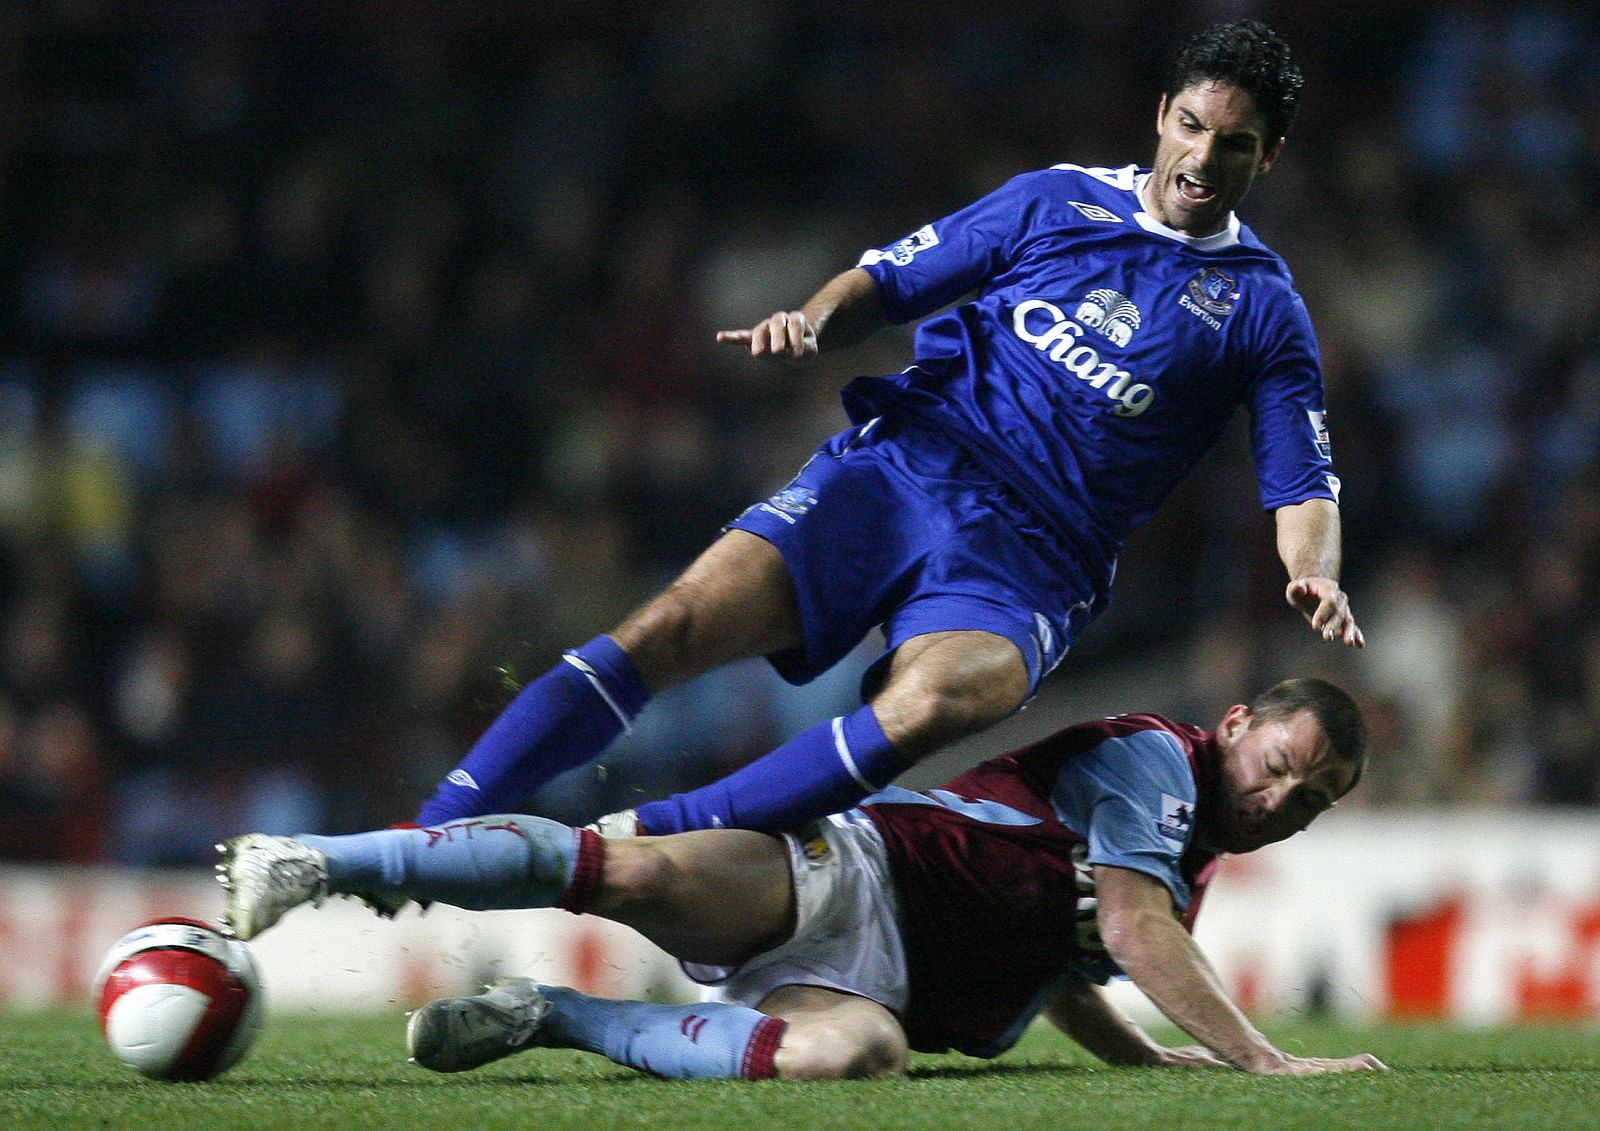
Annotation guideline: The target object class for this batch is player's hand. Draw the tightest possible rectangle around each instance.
[716,310,818,364]
[1285,576,1364,649]
[1262,1052,1388,1075]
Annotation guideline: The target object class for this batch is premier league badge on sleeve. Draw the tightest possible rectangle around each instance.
[860,223,941,268]
[770,486,817,515]
[887,224,940,265]
[1308,410,1332,460]
[1157,794,1194,849]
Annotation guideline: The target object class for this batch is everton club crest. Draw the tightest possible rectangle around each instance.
[1185,267,1239,317]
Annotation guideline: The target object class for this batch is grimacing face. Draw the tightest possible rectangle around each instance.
[1141,80,1282,238]
[1202,706,1356,854]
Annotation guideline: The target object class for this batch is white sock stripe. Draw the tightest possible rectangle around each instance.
[562,654,635,734]
[831,715,877,793]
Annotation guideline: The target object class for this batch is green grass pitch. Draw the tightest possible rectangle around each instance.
[3,1012,1597,1131]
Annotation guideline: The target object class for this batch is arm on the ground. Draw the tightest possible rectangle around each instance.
[715,267,886,363]
[1041,974,1229,1068]
[1094,864,1385,1075]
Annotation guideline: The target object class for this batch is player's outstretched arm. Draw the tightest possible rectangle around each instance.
[1042,974,1229,1068]
[1275,497,1364,649]
[1094,865,1386,1075]
[715,267,885,363]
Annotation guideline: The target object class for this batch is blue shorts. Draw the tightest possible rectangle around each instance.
[727,418,1100,698]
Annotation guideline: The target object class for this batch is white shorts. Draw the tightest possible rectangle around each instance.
[681,811,909,1013]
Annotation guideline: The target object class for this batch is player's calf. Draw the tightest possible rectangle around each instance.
[217,817,607,939]
[774,1018,907,1080]
[408,980,787,1081]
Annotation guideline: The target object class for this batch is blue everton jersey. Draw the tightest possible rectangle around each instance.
[850,163,1338,595]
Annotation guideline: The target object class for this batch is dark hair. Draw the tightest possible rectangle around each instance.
[1247,677,1367,793]
[1166,19,1303,145]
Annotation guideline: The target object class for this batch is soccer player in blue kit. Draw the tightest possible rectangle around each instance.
[408,19,1364,841]
[219,678,1386,1078]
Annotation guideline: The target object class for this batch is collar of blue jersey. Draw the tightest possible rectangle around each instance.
[1131,172,1242,251]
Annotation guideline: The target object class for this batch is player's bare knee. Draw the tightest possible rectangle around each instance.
[877,668,1025,752]
[612,588,700,687]
[775,1017,908,1080]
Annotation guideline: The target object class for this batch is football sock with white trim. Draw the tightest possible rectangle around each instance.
[297,816,604,912]
[539,986,785,1079]
[634,703,900,834]
[415,635,651,825]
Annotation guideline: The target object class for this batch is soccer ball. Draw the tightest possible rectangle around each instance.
[94,917,264,1081]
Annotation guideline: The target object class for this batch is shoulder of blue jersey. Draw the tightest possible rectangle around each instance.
[1039,163,1141,225]
[1093,726,1196,794]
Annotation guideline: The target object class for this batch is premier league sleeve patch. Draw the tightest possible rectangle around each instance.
[859,223,940,268]
[1307,410,1333,461]
[1156,793,1195,850]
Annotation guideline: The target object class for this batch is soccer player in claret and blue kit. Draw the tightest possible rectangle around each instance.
[408,19,1365,841]
[218,678,1386,1079]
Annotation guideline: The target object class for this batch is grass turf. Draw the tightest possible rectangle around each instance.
[3,1011,1597,1131]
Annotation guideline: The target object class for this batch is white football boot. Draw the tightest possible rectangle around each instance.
[215,834,329,941]
[583,809,641,838]
[407,978,552,1073]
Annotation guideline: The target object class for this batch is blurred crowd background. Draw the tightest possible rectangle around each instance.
[2,1,1597,865]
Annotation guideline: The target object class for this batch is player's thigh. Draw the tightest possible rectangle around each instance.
[611,530,802,690]
[588,830,795,966]
[759,984,910,1080]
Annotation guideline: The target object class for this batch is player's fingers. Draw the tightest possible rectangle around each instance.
[784,311,810,358]
[753,314,780,355]
[767,312,801,357]
[1313,590,1350,637]
[1277,1050,1387,1076]
[716,329,753,344]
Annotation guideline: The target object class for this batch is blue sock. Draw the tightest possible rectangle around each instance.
[416,635,651,825]
[540,986,785,1079]
[635,704,900,834]
[297,816,592,911]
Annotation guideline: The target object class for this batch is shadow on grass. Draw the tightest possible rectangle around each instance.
[907,1063,1102,1081]
[0,1074,585,1092]
[908,1063,1600,1081]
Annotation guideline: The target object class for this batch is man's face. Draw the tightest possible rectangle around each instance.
[1203,706,1354,853]
[1143,80,1282,237]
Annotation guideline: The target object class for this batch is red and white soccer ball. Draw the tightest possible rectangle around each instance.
[94,917,264,1081]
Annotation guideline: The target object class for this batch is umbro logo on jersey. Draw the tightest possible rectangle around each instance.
[1068,200,1123,223]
